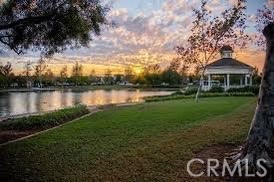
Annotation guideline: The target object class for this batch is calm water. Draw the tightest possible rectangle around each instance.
[0,89,173,117]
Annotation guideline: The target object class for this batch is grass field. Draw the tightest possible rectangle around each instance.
[0,97,256,181]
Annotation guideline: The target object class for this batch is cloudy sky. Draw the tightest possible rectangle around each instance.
[0,0,270,75]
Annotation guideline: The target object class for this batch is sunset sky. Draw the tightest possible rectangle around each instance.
[0,0,270,76]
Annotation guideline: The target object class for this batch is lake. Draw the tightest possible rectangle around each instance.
[0,89,173,117]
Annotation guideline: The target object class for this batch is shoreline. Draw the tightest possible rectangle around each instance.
[0,85,182,93]
[0,101,144,122]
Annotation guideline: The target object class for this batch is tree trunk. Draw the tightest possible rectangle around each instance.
[235,23,274,175]
[195,67,206,102]
[195,75,204,102]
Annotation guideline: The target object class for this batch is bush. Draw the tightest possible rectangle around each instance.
[171,90,184,95]
[227,86,260,95]
[209,86,224,93]
[144,92,255,102]
[0,105,90,131]
[184,87,198,95]
[200,92,255,97]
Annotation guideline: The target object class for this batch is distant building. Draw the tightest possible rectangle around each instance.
[202,45,254,91]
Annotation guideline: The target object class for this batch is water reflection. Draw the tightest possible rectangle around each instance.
[0,89,173,117]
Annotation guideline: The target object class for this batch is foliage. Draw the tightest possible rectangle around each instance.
[184,87,198,95]
[0,62,13,87]
[255,4,274,47]
[23,61,32,80]
[124,67,136,83]
[0,0,109,56]
[0,105,89,131]
[34,58,47,87]
[103,69,114,85]
[71,62,83,86]
[144,92,255,102]
[143,64,162,85]
[209,86,224,93]
[161,68,182,85]
[252,66,262,85]
[227,85,260,95]
[59,66,68,86]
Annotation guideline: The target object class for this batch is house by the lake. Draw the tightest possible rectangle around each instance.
[202,45,254,91]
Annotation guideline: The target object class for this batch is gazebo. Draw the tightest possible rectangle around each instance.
[202,45,254,91]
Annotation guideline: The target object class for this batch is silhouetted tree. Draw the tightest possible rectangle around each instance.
[44,68,54,86]
[89,69,97,84]
[143,64,161,85]
[124,66,135,83]
[0,62,12,87]
[71,62,83,86]
[0,0,109,56]
[60,66,68,87]
[23,61,32,88]
[103,69,113,85]
[34,58,47,87]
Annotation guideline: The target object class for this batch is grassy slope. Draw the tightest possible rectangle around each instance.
[0,97,256,181]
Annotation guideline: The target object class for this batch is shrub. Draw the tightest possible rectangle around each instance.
[171,90,184,95]
[209,86,224,93]
[184,87,198,95]
[144,92,255,102]
[227,86,260,95]
[0,105,90,131]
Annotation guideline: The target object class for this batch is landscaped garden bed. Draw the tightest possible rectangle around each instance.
[0,105,90,144]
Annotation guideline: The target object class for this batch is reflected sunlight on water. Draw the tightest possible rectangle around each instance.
[0,89,173,117]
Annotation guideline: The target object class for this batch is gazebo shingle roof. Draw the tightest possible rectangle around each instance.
[207,58,253,69]
[220,45,233,52]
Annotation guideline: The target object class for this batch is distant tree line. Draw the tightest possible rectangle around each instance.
[0,60,262,89]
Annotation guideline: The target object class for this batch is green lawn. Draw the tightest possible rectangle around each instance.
[0,97,256,181]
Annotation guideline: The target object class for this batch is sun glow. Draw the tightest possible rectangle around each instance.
[133,67,143,75]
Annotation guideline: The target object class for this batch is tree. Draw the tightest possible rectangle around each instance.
[34,58,47,88]
[124,66,135,83]
[103,69,113,85]
[71,62,83,86]
[23,61,32,88]
[60,66,68,87]
[233,5,274,177]
[0,0,109,56]
[89,69,97,84]
[0,62,12,87]
[175,0,248,102]
[252,66,262,85]
[162,60,183,86]
[114,74,123,84]
[143,64,162,85]
[44,68,54,86]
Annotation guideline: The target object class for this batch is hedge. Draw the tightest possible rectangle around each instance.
[144,92,255,102]
[0,105,90,131]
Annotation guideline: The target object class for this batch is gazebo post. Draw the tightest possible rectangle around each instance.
[245,75,248,86]
[250,75,253,86]
[227,74,230,90]
[224,75,226,91]
[208,74,211,90]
